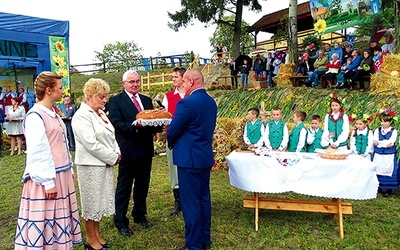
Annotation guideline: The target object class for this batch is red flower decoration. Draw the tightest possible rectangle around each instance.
[369,116,374,122]
[389,110,396,117]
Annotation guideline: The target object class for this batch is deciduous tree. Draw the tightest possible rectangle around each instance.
[168,0,264,58]
[209,15,254,56]
[94,41,143,72]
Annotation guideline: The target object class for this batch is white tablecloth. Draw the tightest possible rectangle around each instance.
[226,151,379,200]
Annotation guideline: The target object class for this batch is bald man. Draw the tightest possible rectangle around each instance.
[167,69,217,250]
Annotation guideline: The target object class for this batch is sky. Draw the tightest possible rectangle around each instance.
[1,0,308,66]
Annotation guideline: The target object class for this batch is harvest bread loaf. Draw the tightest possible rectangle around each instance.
[136,109,172,120]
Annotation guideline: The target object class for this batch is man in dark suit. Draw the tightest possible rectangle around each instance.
[108,70,160,236]
[167,69,217,250]
[59,95,76,151]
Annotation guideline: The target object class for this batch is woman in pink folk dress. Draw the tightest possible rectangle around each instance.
[14,71,82,249]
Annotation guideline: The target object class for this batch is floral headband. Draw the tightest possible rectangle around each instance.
[349,113,374,123]
[376,108,398,121]
[326,93,349,111]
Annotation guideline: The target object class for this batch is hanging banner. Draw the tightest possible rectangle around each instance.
[310,0,381,34]
[49,35,70,96]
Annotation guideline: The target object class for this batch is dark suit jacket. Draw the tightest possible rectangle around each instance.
[108,91,157,160]
[167,88,217,168]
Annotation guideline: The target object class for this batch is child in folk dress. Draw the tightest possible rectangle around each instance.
[287,111,307,152]
[243,107,265,148]
[322,94,350,151]
[263,107,289,151]
[372,109,399,197]
[349,114,374,161]
[306,114,329,152]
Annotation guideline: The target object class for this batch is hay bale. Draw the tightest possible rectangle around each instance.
[370,74,400,96]
[382,54,400,71]
[279,64,296,76]
[275,75,292,87]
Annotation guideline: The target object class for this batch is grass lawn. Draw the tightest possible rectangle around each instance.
[0,152,399,250]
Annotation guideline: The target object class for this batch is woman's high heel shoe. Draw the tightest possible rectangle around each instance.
[84,242,106,250]
[101,242,112,248]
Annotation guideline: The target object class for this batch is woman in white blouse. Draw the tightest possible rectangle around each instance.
[14,71,82,249]
[72,78,121,250]
[5,96,25,155]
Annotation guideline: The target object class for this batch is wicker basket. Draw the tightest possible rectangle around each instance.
[317,151,349,160]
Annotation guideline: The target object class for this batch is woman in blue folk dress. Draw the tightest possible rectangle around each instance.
[372,108,399,197]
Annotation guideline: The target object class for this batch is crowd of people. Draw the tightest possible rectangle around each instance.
[243,94,399,198]
[228,51,288,89]
[295,38,391,91]
[11,68,217,250]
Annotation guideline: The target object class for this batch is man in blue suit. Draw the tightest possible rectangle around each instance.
[167,69,217,250]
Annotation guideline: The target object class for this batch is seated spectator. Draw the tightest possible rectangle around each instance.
[338,57,352,89]
[351,50,374,91]
[341,43,353,65]
[308,50,328,88]
[381,36,394,55]
[329,42,343,62]
[295,53,314,76]
[367,39,380,55]
[323,43,331,58]
[372,46,388,72]
[343,49,362,90]
[324,53,341,88]
[306,42,318,65]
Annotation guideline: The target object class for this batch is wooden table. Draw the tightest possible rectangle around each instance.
[226,151,379,238]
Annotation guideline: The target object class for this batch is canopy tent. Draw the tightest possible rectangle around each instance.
[0,12,69,91]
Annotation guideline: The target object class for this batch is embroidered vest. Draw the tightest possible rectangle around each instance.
[165,90,183,116]
[25,109,72,173]
[327,114,347,147]
[307,128,324,152]
[5,92,13,105]
[374,128,397,155]
[355,129,369,154]
[288,123,306,152]
[268,120,285,149]
[246,120,263,144]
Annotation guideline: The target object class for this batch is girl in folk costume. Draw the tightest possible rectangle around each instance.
[322,93,350,150]
[372,108,399,197]
[14,72,82,249]
[5,97,26,155]
[349,113,374,161]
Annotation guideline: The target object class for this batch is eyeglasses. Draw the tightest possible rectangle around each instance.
[123,80,140,84]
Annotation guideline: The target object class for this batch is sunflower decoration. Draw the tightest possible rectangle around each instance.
[55,40,65,52]
[376,108,398,122]
[56,68,69,77]
[52,55,67,67]
[348,113,374,123]
[314,19,327,33]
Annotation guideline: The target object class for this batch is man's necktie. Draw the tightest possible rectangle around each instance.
[132,95,142,112]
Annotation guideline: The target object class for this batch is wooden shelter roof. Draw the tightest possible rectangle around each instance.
[248,1,314,34]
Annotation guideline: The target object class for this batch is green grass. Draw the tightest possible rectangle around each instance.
[1,153,400,250]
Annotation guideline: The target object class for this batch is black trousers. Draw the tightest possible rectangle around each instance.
[114,157,152,229]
